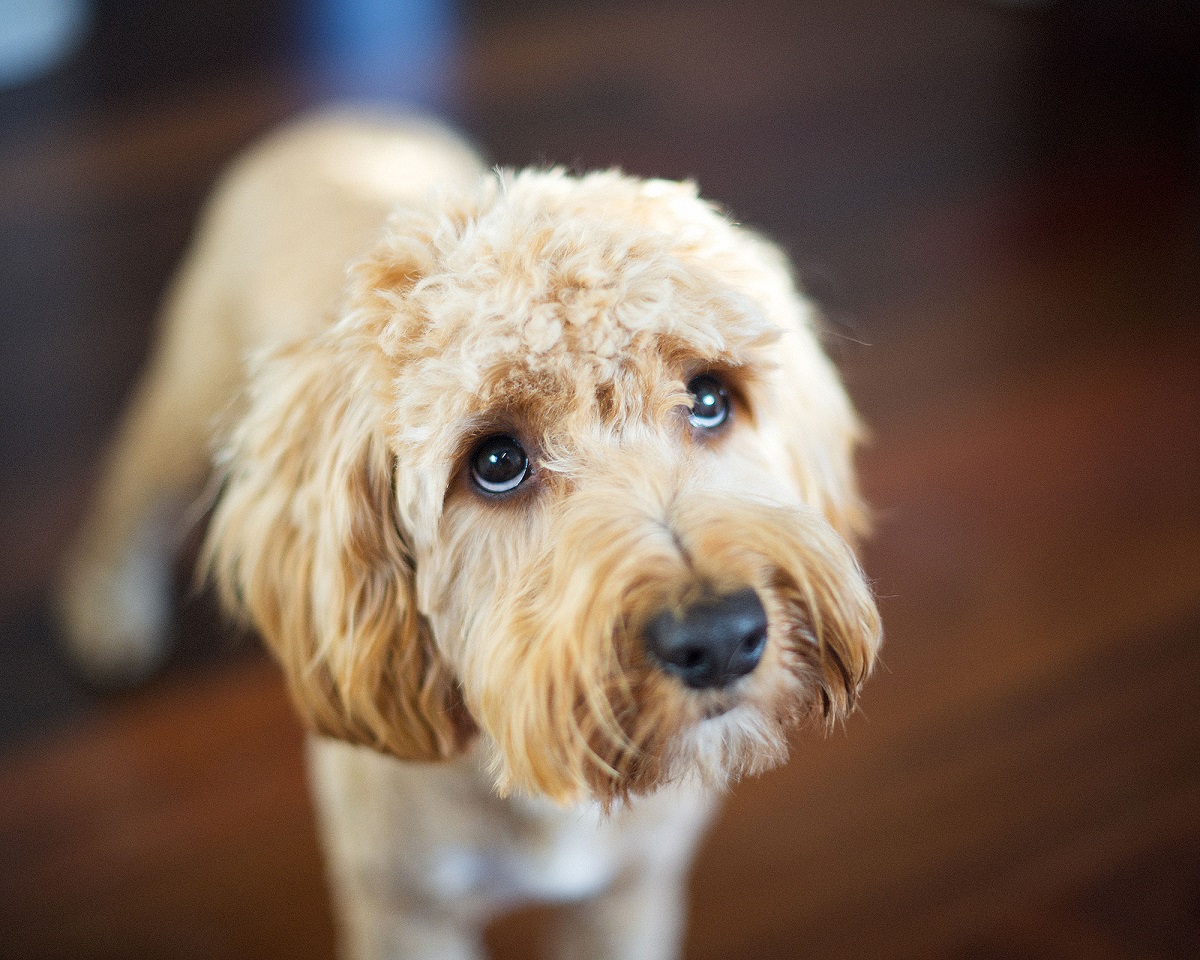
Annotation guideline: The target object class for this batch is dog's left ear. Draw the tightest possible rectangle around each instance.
[630,179,869,540]
[696,216,870,542]
[205,320,474,762]
[717,226,870,540]
[771,321,871,542]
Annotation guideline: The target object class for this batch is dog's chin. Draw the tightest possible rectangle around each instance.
[483,645,843,808]
[576,682,811,808]
[658,694,800,792]
[486,679,829,810]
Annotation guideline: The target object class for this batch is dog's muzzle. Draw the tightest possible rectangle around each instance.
[643,588,768,689]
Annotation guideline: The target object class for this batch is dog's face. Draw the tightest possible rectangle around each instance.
[208,170,881,805]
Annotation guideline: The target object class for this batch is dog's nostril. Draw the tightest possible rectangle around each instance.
[644,588,768,690]
[680,648,705,670]
[739,626,767,658]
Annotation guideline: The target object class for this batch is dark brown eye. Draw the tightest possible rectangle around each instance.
[687,374,730,430]
[470,435,529,495]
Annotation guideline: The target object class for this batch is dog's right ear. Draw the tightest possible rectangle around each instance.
[204,311,474,762]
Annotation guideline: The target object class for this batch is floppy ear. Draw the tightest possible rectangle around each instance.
[204,324,473,761]
[773,318,871,543]
[700,219,870,542]
[718,227,870,541]
[627,179,869,541]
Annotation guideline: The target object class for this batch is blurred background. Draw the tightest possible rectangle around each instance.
[1,0,1198,957]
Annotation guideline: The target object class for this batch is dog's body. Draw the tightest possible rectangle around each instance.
[58,115,880,959]
[311,740,715,959]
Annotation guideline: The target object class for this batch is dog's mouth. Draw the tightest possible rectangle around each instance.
[701,701,734,721]
[474,494,881,804]
[694,682,752,721]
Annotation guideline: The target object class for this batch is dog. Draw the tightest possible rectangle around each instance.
[57,114,881,959]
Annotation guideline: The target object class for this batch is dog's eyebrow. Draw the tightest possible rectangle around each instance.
[452,409,527,448]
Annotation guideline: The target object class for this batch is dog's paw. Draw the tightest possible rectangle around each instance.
[55,541,173,688]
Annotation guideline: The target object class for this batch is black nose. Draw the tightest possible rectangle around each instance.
[644,588,768,689]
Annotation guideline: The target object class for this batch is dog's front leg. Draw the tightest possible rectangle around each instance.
[56,252,241,684]
[318,800,491,960]
[309,740,498,960]
[547,785,718,960]
[548,862,692,960]
[332,895,485,960]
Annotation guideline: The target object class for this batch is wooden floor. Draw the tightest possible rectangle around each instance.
[1,1,1197,958]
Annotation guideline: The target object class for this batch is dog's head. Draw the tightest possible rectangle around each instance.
[207,169,881,805]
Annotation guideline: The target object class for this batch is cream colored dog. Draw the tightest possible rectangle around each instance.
[58,114,881,960]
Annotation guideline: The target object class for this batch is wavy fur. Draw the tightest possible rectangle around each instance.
[203,154,880,800]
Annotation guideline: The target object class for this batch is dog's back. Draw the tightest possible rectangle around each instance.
[177,113,485,349]
[57,114,484,682]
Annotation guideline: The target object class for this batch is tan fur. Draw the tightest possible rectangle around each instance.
[58,114,881,959]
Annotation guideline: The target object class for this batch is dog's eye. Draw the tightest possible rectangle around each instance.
[470,435,530,495]
[687,374,730,430]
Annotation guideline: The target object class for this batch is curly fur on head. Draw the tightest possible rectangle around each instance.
[206,166,881,806]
